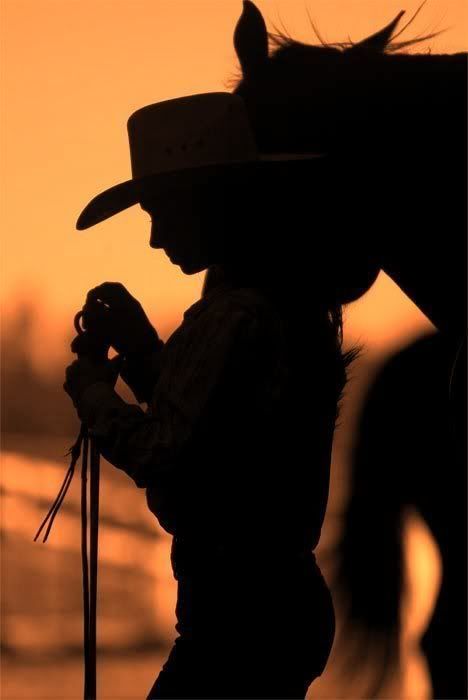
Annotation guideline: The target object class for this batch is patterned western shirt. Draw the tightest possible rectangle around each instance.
[76,281,340,556]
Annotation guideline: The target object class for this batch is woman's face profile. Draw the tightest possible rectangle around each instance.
[139,183,226,275]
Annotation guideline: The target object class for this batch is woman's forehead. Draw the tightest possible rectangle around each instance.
[139,182,215,212]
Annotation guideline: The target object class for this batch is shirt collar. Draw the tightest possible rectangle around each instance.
[183,271,235,322]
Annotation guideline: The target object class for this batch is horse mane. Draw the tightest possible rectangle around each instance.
[267,0,445,55]
[227,1,465,94]
[229,3,466,165]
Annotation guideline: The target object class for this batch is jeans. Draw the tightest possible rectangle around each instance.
[146,549,335,699]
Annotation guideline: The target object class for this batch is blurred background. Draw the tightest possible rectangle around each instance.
[1,1,466,698]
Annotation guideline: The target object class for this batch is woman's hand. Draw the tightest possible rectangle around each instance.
[63,355,123,407]
[81,282,161,356]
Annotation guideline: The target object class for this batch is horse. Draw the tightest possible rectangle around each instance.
[229,1,467,696]
[231,0,467,336]
[335,328,467,698]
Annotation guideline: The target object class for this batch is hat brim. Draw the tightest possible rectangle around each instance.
[76,155,325,231]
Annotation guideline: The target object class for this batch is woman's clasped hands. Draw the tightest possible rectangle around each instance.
[63,282,160,408]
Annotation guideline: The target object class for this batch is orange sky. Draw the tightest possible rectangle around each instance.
[2,0,467,361]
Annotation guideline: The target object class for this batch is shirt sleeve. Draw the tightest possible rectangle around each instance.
[74,306,256,488]
[119,339,165,404]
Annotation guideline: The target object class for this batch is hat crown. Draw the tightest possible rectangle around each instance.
[127,92,259,179]
[76,92,324,231]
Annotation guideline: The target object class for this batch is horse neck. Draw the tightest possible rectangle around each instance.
[346,52,467,159]
[365,53,467,335]
[400,52,464,107]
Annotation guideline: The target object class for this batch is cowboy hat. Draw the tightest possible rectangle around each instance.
[76,92,324,230]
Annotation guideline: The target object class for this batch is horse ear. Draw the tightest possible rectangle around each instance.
[234,0,269,78]
[348,10,405,53]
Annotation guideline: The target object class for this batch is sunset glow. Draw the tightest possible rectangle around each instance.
[2,2,466,698]
[3,0,466,350]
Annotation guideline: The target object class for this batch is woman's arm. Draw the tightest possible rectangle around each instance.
[76,380,172,486]
[73,303,261,489]
[119,340,165,404]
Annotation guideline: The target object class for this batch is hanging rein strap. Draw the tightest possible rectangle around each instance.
[34,339,101,700]
[34,425,100,700]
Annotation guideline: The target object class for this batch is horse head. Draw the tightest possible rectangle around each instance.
[230,1,467,332]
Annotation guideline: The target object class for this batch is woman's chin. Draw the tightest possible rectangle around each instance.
[177,260,207,275]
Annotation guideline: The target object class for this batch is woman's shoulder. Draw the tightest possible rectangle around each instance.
[207,286,283,325]
[171,284,287,363]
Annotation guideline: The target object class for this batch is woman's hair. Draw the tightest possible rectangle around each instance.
[202,158,361,415]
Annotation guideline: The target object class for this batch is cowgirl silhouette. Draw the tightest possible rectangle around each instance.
[63,91,367,699]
